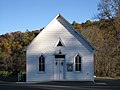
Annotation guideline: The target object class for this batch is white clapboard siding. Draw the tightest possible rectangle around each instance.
[26,14,94,82]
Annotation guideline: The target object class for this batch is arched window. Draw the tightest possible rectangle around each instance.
[75,55,81,71]
[39,55,45,71]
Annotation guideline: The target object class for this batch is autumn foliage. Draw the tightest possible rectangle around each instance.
[73,18,120,77]
[0,30,40,75]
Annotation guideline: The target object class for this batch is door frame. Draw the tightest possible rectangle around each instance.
[54,54,65,80]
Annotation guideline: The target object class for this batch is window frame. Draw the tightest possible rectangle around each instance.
[74,54,82,72]
[39,55,45,72]
[54,38,65,47]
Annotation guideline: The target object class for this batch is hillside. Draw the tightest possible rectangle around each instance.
[0,18,120,78]
[0,30,40,74]
[73,18,120,77]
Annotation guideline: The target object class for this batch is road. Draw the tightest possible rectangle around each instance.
[0,78,120,90]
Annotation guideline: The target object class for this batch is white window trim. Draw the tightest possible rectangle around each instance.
[54,37,65,47]
[38,54,46,73]
[73,53,83,73]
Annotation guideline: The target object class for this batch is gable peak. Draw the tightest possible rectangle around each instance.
[55,13,63,19]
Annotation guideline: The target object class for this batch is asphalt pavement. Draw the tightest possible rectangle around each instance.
[0,78,120,90]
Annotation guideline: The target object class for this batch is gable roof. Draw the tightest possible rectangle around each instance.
[27,13,94,51]
[55,13,94,50]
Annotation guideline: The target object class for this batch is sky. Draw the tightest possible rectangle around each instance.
[0,0,100,35]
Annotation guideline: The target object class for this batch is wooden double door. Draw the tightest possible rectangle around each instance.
[54,60,65,80]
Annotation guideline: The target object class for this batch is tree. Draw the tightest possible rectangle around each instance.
[97,0,120,19]
[72,21,82,32]
[93,0,120,77]
[0,30,38,76]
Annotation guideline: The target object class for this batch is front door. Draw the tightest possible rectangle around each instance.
[54,60,65,80]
